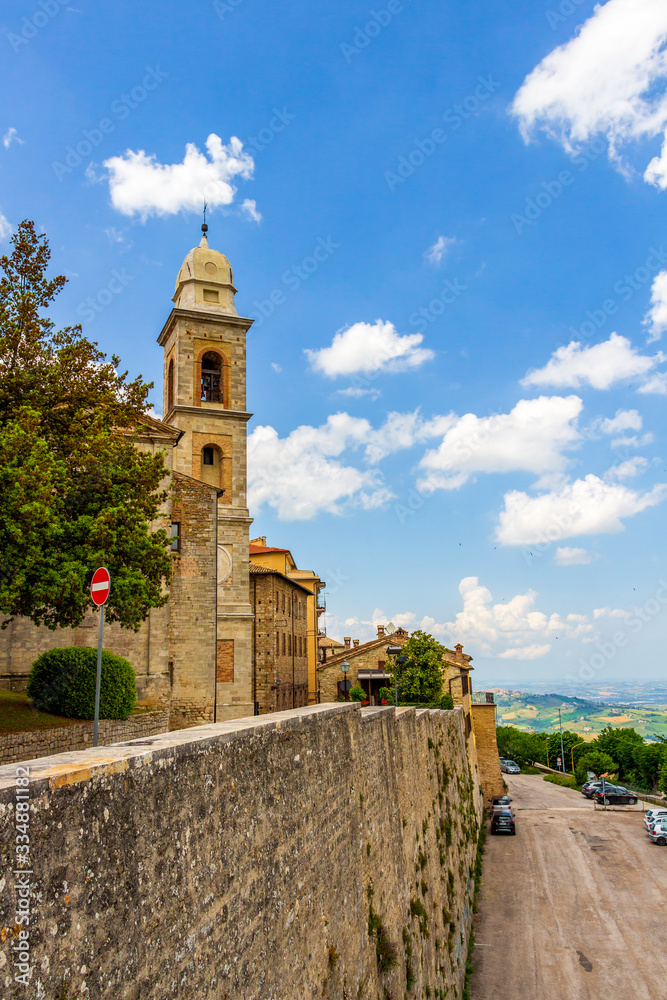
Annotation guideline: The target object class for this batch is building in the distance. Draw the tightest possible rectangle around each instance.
[249,564,310,713]
[249,538,324,704]
[317,625,411,703]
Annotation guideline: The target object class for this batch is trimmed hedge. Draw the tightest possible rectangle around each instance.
[27,646,137,720]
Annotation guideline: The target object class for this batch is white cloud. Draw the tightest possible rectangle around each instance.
[610,432,653,449]
[0,211,11,242]
[240,198,261,223]
[425,235,456,266]
[270,362,282,373]
[593,606,631,619]
[498,645,552,660]
[305,319,434,378]
[553,546,597,566]
[247,414,394,520]
[443,576,592,659]
[2,127,23,149]
[605,456,649,480]
[418,395,583,490]
[511,0,667,184]
[103,134,255,219]
[598,408,643,434]
[521,333,663,391]
[637,371,667,394]
[337,386,382,400]
[644,270,667,341]
[496,474,667,546]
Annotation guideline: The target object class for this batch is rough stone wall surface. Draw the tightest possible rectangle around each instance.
[0,704,483,1000]
[470,703,505,804]
[168,474,218,729]
[0,711,169,766]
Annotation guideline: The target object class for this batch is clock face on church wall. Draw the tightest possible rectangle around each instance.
[218,545,233,585]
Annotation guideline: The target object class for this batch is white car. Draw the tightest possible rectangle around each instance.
[644,808,667,830]
[648,821,667,846]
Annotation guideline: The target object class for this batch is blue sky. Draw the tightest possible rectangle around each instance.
[2,0,667,689]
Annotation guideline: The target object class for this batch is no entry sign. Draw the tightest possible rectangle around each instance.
[90,567,111,606]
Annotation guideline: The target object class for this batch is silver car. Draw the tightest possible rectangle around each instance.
[645,808,667,830]
[648,822,667,846]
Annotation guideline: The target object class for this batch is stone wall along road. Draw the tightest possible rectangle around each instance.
[470,773,667,1000]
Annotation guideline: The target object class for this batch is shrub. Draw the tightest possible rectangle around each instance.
[439,693,454,710]
[543,773,579,791]
[27,646,136,720]
[349,684,366,702]
[379,686,393,703]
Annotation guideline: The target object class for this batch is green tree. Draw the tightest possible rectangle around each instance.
[389,630,444,704]
[574,751,616,785]
[0,220,171,630]
[496,726,547,768]
[593,726,644,781]
[546,729,586,769]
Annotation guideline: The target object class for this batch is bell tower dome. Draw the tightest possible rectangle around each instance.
[173,231,239,316]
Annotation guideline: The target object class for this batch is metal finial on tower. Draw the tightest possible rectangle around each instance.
[201,201,208,235]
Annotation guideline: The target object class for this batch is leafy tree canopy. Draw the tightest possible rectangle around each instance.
[0,220,171,630]
[389,630,445,704]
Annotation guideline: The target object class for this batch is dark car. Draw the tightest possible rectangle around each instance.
[491,809,516,835]
[593,785,638,805]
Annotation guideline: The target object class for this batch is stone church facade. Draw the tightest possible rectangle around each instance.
[0,230,254,727]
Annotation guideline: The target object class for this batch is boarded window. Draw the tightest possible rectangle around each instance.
[170,522,181,552]
[216,640,234,683]
[167,357,174,410]
[282,633,286,656]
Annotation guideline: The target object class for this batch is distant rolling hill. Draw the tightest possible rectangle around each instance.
[489,689,667,740]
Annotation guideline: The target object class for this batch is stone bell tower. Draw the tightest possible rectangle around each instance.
[158,226,254,721]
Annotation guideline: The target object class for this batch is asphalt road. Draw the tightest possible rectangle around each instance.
[469,774,667,1000]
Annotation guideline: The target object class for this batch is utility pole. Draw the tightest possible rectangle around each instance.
[558,708,566,775]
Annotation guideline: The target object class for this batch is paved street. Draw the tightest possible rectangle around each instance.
[470,774,667,1000]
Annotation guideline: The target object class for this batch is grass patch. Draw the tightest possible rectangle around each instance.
[521,766,542,775]
[543,773,580,791]
[0,690,85,734]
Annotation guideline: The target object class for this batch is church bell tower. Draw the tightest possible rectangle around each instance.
[158,225,254,720]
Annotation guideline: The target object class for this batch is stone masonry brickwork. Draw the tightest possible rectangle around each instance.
[251,566,309,714]
[0,703,483,1000]
[169,473,219,729]
[470,703,505,805]
[0,710,169,766]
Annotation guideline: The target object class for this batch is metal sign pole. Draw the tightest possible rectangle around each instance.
[93,604,105,748]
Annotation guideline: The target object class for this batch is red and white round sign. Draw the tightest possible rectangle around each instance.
[90,567,111,606]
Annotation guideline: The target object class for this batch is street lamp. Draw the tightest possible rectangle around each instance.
[341,659,350,701]
[570,740,587,778]
[386,644,405,707]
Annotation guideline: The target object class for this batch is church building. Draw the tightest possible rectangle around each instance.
[0,228,255,727]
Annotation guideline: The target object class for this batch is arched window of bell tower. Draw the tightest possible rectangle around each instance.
[167,358,174,411]
[200,351,223,403]
[200,444,223,488]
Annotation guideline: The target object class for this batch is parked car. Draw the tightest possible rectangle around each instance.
[644,808,667,829]
[490,795,514,818]
[648,822,667,846]
[581,781,603,798]
[593,785,638,805]
[501,760,521,774]
[491,809,516,835]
